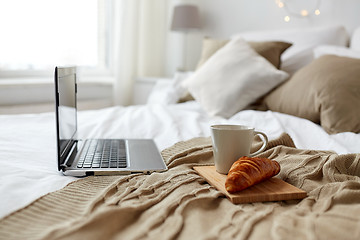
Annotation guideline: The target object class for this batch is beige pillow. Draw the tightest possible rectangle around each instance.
[264,55,360,134]
[196,37,292,70]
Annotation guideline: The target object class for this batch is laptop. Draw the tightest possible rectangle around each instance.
[54,66,167,176]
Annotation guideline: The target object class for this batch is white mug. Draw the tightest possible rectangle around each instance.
[210,124,268,174]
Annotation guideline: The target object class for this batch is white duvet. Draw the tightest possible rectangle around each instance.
[1,102,359,218]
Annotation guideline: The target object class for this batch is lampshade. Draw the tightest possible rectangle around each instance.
[171,5,200,32]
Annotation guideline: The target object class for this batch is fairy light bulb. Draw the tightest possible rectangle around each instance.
[275,0,284,8]
[300,10,308,17]
[275,0,321,20]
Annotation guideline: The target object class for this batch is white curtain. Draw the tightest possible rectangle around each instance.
[112,0,168,106]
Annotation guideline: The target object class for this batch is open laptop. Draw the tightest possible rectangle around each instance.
[54,66,167,176]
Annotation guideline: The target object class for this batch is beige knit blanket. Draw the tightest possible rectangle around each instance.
[1,133,360,240]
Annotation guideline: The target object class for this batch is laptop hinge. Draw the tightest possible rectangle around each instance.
[61,141,78,169]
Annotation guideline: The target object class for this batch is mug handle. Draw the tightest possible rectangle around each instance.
[249,131,268,157]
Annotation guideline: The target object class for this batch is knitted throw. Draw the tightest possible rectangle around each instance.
[1,133,360,240]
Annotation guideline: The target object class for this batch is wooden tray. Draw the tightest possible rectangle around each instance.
[194,166,307,204]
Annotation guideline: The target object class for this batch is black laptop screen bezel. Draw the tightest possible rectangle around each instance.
[54,66,78,171]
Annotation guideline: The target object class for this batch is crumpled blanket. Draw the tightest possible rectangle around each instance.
[1,133,360,240]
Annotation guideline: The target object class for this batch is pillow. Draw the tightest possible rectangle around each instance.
[264,55,360,134]
[196,37,292,70]
[196,38,229,69]
[147,80,179,105]
[350,26,360,50]
[234,25,349,75]
[181,38,289,118]
[181,38,291,103]
[147,71,196,104]
[314,45,360,59]
[248,41,292,69]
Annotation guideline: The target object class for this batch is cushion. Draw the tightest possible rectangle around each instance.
[181,38,291,103]
[196,38,229,69]
[196,37,292,70]
[350,26,360,50]
[147,80,179,105]
[314,45,360,59]
[248,41,292,69]
[181,38,289,118]
[264,55,360,134]
[234,25,349,75]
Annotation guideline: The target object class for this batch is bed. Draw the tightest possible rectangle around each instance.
[1,25,360,239]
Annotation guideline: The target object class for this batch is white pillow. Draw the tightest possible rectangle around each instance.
[314,45,360,59]
[147,72,195,104]
[234,25,349,75]
[172,71,194,99]
[147,80,179,104]
[350,26,360,51]
[181,38,289,118]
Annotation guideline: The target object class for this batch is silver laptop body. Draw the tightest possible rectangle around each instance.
[54,66,167,177]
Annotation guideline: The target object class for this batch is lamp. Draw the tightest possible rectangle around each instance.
[171,5,200,71]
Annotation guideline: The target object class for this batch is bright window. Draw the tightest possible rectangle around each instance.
[0,0,111,74]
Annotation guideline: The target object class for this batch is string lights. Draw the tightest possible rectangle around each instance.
[275,0,321,22]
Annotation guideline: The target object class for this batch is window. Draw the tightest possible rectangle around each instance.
[0,0,112,77]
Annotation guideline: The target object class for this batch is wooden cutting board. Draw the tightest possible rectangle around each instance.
[194,166,307,204]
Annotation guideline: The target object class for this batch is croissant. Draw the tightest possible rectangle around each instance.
[225,156,280,193]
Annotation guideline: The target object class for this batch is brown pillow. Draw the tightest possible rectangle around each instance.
[249,41,292,69]
[264,55,360,134]
[196,37,292,70]
[180,38,292,102]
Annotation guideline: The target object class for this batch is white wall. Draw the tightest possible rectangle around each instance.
[165,0,360,76]
[2,1,359,108]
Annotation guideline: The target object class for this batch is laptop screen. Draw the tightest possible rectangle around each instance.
[55,67,77,170]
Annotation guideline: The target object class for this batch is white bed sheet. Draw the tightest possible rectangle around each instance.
[1,102,359,218]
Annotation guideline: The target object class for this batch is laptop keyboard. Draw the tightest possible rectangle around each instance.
[77,139,127,169]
